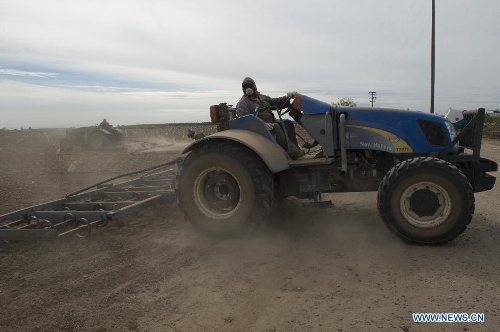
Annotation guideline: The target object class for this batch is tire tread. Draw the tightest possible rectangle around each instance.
[176,141,273,236]
[377,157,474,244]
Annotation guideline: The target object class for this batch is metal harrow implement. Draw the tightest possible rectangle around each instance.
[0,159,182,241]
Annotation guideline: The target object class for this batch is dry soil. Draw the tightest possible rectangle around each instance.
[0,128,499,332]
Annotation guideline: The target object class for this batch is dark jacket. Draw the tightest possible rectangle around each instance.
[236,93,290,118]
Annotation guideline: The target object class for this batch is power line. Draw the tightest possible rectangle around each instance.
[369,91,377,107]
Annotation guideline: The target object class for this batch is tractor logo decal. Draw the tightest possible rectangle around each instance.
[345,125,413,153]
[389,136,400,142]
[345,132,359,147]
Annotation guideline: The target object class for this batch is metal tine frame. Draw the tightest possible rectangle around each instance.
[0,158,182,241]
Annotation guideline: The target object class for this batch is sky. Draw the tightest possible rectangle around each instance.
[0,0,499,129]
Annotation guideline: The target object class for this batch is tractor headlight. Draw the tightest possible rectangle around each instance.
[444,120,457,142]
[444,120,459,151]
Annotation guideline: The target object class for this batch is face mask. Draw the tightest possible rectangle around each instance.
[245,88,254,96]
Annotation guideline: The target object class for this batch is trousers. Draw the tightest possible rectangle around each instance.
[269,120,300,154]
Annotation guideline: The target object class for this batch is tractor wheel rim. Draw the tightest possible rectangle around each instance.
[400,181,452,228]
[194,168,241,219]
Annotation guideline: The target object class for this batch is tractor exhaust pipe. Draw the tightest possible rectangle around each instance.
[339,113,347,174]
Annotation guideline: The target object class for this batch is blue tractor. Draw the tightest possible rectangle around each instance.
[176,94,497,244]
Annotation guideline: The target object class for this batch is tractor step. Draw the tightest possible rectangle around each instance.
[289,156,334,167]
[301,200,333,209]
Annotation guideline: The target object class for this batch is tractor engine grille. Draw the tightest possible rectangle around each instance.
[417,120,447,147]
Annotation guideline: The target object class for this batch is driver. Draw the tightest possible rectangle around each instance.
[99,118,112,130]
[236,77,304,159]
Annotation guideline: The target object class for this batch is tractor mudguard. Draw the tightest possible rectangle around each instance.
[182,130,290,173]
[98,129,112,135]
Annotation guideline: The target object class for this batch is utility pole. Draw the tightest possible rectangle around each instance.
[369,91,377,107]
[430,0,435,113]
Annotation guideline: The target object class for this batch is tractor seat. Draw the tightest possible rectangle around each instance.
[229,115,276,143]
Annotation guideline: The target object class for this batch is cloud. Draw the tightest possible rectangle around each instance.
[0,80,240,128]
[0,68,58,78]
[0,0,498,128]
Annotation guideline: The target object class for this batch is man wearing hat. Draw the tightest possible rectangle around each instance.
[236,77,304,159]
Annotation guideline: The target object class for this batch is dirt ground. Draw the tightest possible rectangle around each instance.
[0,128,499,332]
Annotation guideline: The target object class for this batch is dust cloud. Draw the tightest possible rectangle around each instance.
[122,126,215,153]
[124,137,192,153]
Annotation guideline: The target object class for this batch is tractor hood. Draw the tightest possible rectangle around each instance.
[337,106,455,154]
[293,94,456,154]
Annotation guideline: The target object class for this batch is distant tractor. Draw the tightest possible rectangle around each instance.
[60,124,125,151]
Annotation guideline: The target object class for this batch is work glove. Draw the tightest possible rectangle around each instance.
[287,91,297,98]
[265,122,275,130]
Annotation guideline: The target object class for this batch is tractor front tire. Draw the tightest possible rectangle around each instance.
[377,157,474,244]
[177,142,273,236]
[89,131,109,150]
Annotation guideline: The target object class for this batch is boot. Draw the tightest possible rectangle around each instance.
[290,149,305,160]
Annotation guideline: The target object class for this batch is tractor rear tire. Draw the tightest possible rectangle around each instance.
[176,141,274,236]
[377,157,474,244]
[89,131,109,150]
